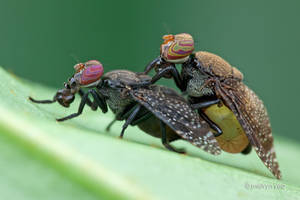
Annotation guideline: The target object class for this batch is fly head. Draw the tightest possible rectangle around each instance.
[53,88,75,107]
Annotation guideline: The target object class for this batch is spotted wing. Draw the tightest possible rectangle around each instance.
[130,85,221,155]
[218,80,281,178]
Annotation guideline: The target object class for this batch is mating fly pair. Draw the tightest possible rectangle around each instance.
[29,60,221,155]
[29,34,281,179]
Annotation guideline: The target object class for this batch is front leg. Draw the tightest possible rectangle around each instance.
[89,90,108,113]
[56,89,107,121]
[78,89,97,110]
[78,89,108,113]
[151,65,184,91]
[131,65,184,91]
[56,91,89,122]
[143,56,164,74]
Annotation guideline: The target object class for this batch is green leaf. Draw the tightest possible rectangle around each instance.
[0,67,299,200]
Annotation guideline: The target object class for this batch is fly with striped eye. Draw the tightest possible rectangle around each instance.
[142,33,281,179]
[29,60,106,113]
[29,62,221,155]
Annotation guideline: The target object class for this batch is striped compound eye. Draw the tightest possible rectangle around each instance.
[160,33,194,63]
[78,60,104,87]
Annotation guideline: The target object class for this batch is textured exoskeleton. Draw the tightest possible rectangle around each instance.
[142,33,281,179]
[29,61,221,155]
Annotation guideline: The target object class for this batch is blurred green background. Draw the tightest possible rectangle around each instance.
[0,0,299,141]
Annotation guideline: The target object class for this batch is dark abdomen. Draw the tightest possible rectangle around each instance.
[137,115,180,142]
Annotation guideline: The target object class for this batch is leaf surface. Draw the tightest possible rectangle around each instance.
[0,67,299,200]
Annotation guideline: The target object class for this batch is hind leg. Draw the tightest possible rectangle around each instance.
[160,121,185,154]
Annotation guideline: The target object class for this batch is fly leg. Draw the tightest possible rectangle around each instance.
[190,99,223,137]
[130,112,153,125]
[143,56,164,74]
[29,88,99,111]
[105,118,117,131]
[160,121,185,154]
[78,89,97,111]
[150,65,184,90]
[106,105,152,132]
[132,65,184,91]
[89,89,108,113]
[119,104,142,138]
[56,89,107,121]
[198,112,222,137]
[190,99,220,110]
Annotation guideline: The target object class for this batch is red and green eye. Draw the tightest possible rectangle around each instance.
[160,33,194,63]
[78,60,104,86]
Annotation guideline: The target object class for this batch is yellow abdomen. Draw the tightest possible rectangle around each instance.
[203,104,249,153]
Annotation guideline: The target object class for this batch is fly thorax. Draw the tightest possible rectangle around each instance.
[186,71,214,97]
[104,88,134,116]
